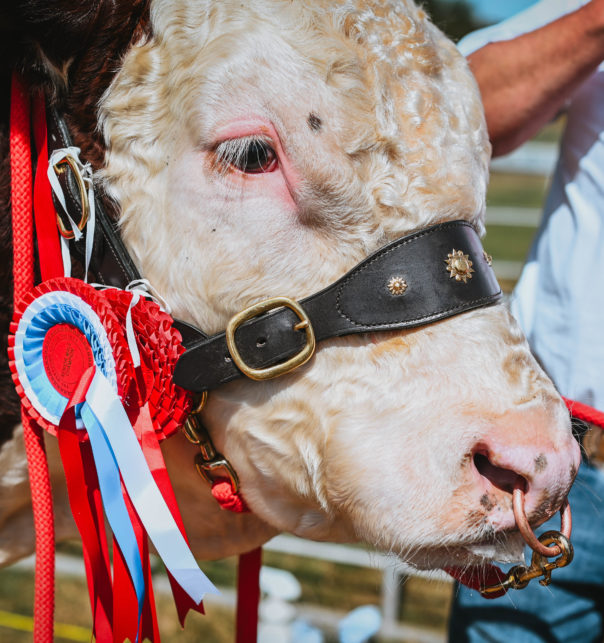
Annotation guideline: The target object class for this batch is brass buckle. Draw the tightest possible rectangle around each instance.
[225,296,316,381]
[53,155,90,239]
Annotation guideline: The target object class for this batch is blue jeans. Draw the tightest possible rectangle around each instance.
[448,462,604,643]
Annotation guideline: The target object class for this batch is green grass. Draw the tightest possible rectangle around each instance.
[483,224,536,263]
[399,576,453,629]
[263,550,383,612]
[487,172,550,209]
[532,116,565,144]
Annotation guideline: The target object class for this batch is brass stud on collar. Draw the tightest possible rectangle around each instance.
[387,276,408,296]
[483,250,493,266]
[446,249,474,283]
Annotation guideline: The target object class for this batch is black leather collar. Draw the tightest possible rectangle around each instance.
[173,221,501,391]
[45,107,501,395]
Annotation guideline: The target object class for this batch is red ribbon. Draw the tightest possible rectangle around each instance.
[134,402,205,627]
[32,94,63,280]
[113,491,160,643]
[58,410,114,639]
[56,367,115,640]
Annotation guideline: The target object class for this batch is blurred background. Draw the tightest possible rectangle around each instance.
[0,1,557,641]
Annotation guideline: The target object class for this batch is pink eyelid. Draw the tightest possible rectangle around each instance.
[214,118,280,144]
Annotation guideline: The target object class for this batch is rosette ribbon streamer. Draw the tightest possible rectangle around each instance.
[9,279,218,642]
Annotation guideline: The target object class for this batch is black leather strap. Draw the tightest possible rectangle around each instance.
[46,106,143,289]
[173,221,502,392]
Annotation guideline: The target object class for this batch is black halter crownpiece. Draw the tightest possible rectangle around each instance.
[173,221,501,392]
[46,107,501,395]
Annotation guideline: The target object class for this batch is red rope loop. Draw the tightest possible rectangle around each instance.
[211,478,250,513]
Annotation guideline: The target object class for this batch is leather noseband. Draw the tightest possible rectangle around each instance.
[174,222,500,391]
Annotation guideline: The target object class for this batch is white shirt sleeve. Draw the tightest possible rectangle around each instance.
[458,0,588,56]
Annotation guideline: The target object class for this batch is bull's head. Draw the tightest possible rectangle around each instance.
[2,0,579,572]
[96,0,579,568]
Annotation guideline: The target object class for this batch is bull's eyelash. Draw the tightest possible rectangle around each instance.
[213,136,277,174]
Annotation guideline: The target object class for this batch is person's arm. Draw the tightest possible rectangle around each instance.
[466,0,604,157]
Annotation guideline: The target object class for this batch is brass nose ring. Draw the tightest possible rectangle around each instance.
[512,480,572,557]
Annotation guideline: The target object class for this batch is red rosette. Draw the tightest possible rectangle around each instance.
[103,289,193,440]
[8,277,136,439]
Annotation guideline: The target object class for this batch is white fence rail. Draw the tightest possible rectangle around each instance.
[490,141,557,176]
[264,535,449,641]
[486,206,540,227]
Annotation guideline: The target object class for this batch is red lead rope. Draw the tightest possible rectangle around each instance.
[563,397,604,428]
[211,479,261,643]
[10,74,56,642]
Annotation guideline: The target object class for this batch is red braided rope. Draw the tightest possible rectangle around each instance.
[563,397,604,429]
[10,73,55,642]
[211,478,250,513]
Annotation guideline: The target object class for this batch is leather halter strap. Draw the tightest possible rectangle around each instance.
[174,221,501,392]
[46,106,208,347]
[47,106,142,289]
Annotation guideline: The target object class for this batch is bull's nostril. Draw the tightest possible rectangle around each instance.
[473,452,525,495]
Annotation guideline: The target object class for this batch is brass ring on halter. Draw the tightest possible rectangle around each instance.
[513,480,572,558]
[53,155,90,239]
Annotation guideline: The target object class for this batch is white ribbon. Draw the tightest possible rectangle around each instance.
[91,280,172,368]
[123,280,172,369]
[47,147,96,281]
[125,279,172,314]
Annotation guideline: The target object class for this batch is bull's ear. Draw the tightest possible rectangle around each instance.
[1,0,151,169]
[0,1,150,98]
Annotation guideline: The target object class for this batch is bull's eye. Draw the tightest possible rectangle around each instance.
[215,137,277,174]
[239,140,276,173]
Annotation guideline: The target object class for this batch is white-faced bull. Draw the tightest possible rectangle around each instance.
[0,0,580,639]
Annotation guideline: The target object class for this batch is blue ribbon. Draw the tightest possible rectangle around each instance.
[17,299,115,424]
[82,370,218,603]
[81,404,145,635]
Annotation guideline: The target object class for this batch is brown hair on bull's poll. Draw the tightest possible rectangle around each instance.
[0,1,151,444]
[1,1,151,166]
